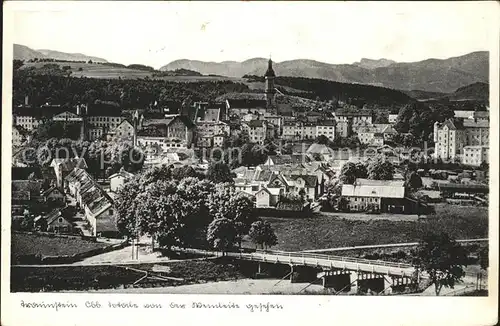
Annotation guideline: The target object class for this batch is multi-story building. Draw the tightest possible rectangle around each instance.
[86,103,124,141]
[283,121,302,140]
[13,106,44,131]
[195,120,230,148]
[316,120,336,141]
[335,109,373,125]
[137,114,195,150]
[434,118,489,165]
[357,124,395,146]
[213,134,226,148]
[241,120,269,144]
[111,119,135,141]
[282,120,336,141]
[462,146,489,166]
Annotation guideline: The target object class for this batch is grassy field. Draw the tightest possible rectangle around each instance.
[11,232,110,261]
[259,204,488,251]
[21,62,238,81]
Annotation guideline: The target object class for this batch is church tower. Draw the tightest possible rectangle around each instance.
[265,58,276,110]
[77,104,88,141]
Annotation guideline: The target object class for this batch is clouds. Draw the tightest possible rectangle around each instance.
[9,1,497,69]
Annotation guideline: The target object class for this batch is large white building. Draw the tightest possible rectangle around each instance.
[433,118,489,166]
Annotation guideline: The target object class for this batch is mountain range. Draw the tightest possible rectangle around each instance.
[13,43,488,94]
[161,52,488,93]
[14,44,108,63]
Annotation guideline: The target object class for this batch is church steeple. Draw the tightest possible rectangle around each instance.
[265,57,276,111]
[265,58,276,77]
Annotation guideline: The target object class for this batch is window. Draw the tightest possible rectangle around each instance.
[109,209,114,215]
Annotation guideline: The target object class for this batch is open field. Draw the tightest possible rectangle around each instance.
[21,62,238,81]
[11,232,110,262]
[258,203,488,251]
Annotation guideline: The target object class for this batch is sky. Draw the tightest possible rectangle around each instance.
[7,1,498,69]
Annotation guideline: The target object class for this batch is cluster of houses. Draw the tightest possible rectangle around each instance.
[12,59,406,166]
[11,156,135,237]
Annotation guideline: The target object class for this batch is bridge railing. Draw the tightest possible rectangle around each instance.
[252,249,413,269]
[174,247,414,270]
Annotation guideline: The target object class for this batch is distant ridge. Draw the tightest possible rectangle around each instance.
[161,51,489,93]
[14,44,108,63]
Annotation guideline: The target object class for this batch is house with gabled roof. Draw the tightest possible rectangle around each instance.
[65,168,119,237]
[341,178,425,214]
[50,157,88,188]
[44,207,73,234]
[108,168,135,192]
[264,154,309,166]
[42,186,65,205]
[282,174,318,200]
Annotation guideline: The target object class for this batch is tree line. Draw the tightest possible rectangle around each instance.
[114,165,278,252]
[13,69,250,109]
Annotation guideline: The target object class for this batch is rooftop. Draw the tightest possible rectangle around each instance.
[227,99,267,109]
[341,178,406,198]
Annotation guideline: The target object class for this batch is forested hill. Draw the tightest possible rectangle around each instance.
[244,75,414,109]
[12,70,250,109]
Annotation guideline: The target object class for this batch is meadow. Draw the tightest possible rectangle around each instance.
[258,204,488,252]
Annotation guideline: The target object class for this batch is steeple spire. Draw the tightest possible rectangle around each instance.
[265,57,276,77]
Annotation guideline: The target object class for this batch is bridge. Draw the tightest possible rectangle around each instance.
[177,248,415,278]
[226,250,415,277]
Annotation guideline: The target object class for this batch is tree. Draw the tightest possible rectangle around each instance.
[405,171,423,190]
[315,135,329,145]
[248,220,278,250]
[412,232,469,296]
[479,161,489,171]
[13,59,24,70]
[206,162,234,184]
[367,156,394,180]
[374,112,389,124]
[206,218,238,254]
[339,161,367,184]
[478,246,489,271]
[171,165,200,180]
[207,183,256,248]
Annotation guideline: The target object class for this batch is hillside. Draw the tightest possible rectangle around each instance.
[406,82,489,102]
[161,51,489,93]
[403,89,448,100]
[446,82,489,101]
[13,44,47,60]
[36,49,108,63]
[242,75,413,109]
[14,44,108,63]
[353,58,396,69]
[19,61,237,82]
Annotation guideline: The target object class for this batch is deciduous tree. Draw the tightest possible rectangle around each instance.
[248,220,278,250]
[412,232,469,296]
[367,156,394,180]
[206,218,238,254]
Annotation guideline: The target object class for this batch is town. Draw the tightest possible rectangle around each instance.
[10,50,490,296]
